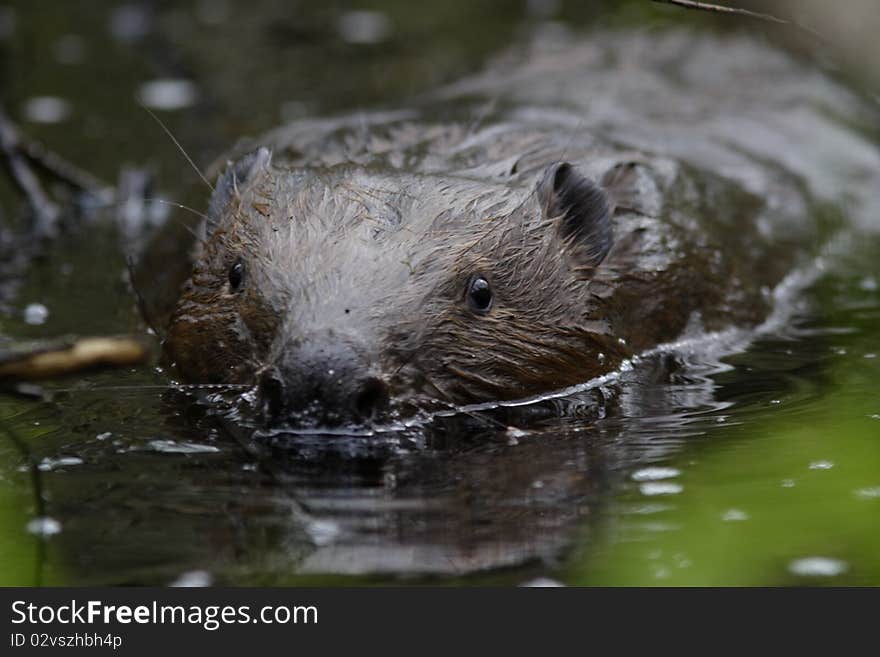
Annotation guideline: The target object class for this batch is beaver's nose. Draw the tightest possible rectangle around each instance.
[256,339,390,425]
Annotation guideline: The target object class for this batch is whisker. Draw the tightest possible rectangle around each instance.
[138,100,214,192]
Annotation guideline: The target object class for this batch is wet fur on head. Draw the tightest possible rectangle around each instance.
[165,151,625,410]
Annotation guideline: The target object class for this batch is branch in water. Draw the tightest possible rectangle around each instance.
[0,108,60,237]
[0,336,150,381]
[650,0,823,41]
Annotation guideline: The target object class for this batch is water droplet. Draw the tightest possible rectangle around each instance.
[640,482,683,496]
[632,467,680,482]
[788,557,848,577]
[337,11,391,45]
[169,570,213,587]
[532,480,545,489]
[858,276,878,292]
[864,353,877,359]
[95,432,112,441]
[27,517,62,536]
[23,303,49,325]
[722,509,749,522]
[138,79,198,111]
[809,460,834,471]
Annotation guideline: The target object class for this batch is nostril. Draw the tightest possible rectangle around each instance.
[257,369,285,417]
[353,377,390,420]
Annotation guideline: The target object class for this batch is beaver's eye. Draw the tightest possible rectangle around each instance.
[467,276,493,313]
[228,260,244,290]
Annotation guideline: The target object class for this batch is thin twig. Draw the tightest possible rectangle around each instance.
[651,0,823,41]
[0,108,60,237]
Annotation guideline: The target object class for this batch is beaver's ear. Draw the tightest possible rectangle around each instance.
[204,147,272,238]
[537,162,613,268]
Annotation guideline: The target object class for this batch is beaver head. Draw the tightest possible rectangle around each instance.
[164,147,625,425]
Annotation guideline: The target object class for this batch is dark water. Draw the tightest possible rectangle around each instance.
[1,1,879,586]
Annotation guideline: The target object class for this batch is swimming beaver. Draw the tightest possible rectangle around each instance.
[164,30,879,425]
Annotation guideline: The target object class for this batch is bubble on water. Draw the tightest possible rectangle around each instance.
[96,432,112,441]
[23,303,49,325]
[38,456,84,472]
[869,414,880,421]
[337,11,391,45]
[138,79,198,111]
[27,517,62,537]
[21,97,71,124]
[809,460,834,470]
[640,482,683,496]
[169,570,213,587]
[781,479,796,488]
[632,467,680,482]
[722,508,749,522]
[788,557,848,577]
[147,440,220,454]
[520,577,564,587]
[854,487,880,500]
[531,479,545,489]
[859,276,878,292]
[865,353,877,359]
[770,399,781,405]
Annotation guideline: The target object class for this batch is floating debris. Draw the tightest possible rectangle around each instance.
[0,336,149,381]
